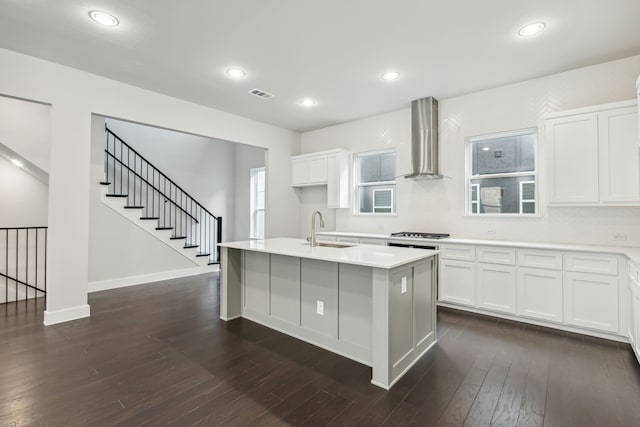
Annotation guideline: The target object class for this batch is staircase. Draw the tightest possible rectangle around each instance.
[100,127,222,267]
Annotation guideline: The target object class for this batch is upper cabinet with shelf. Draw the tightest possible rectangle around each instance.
[291,149,350,208]
[545,100,639,206]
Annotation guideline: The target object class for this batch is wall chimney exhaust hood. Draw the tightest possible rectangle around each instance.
[404,97,442,179]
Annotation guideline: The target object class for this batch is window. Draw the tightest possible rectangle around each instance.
[250,167,265,238]
[467,128,537,215]
[354,150,396,214]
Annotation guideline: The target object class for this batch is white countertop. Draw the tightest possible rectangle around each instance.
[219,237,438,269]
[317,231,640,265]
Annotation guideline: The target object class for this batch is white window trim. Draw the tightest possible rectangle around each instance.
[470,183,480,214]
[465,127,539,217]
[353,149,397,215]
[249,167,265,239]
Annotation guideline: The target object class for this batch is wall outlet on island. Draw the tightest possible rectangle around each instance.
[612,232,627,241]
[316,300,324,316]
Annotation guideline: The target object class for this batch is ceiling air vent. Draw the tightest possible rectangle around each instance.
[248,88,275,99]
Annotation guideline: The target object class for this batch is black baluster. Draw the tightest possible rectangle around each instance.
[35,228,38,301]
[25,228,28,304]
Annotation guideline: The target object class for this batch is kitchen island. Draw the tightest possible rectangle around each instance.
[218,237,438,389]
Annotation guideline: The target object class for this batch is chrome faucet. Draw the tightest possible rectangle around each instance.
[309,211,325,247]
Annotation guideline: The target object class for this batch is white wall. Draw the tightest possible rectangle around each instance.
[0,96,51,172]
[0,48,301,324]
[301,55,640,246]
[0,156,48,227]
[104,118,239,242]
[233,143,266,241]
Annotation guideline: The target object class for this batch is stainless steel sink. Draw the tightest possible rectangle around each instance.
[303,242,356,248]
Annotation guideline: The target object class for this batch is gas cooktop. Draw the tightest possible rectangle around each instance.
[390,232,450,239]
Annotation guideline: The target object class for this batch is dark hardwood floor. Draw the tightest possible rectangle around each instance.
[2,272,640,426]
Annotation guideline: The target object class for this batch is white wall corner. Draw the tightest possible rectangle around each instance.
[43,304,91,325]
[88,266,217,293]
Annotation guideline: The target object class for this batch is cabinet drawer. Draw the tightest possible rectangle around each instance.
[564,253,618,275]
[517,249,563,270]
[440,245,476,261]
[477,247,516,265]
[359,238,387,246]
[336,237,359,244]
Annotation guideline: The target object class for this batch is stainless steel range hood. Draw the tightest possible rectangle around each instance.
[404,97,442,179]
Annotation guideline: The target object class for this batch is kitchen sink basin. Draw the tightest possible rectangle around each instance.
[303,242,356,248]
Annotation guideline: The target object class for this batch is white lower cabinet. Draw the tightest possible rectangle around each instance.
[477,264,516,314]
[563,272,619,333]
[439,260,475,306]
[516,267,563,323]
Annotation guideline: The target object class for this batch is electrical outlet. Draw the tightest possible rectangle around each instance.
[316,300,324,316]
[401,277,407,294]
[613,232,627,241]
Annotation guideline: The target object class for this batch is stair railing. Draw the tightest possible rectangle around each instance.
[103,127,222,264]
[0,227,47,305]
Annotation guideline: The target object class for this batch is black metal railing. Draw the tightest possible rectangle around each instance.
[104,127,222,264]
[1,227,47,305]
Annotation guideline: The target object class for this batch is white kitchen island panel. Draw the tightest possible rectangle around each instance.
[219,238,438,389]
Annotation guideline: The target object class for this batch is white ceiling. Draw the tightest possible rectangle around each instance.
[1,0,639,132]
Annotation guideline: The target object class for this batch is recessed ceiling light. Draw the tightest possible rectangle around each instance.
[89,10,119,27]
[299,98,317,108]
[381,71,400,81]
[518,22,545,37]
[11,158,24,168]
[226,68,246,79]
[482,147,490,151]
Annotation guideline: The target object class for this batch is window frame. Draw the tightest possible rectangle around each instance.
[353,148,397,216]
[249,166,265,239]
[465,127,539,217]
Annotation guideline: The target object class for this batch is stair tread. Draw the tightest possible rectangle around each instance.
[99,181,111,185]
[196,252,210,257]
[156,227,173,230]
[140,217,160,220]
[183,244,199,249]
[106,194,128,198]
[124,206,144,209]
[208,261,220,265]
[170,236,187,240]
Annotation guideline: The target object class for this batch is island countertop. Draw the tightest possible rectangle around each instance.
[218,237,438,269]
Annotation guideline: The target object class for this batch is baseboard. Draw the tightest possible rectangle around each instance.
[44,304,91,325]
[88,266,218,293]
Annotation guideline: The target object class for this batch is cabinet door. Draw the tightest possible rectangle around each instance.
[477,263,516,314]
[308,155,328,184]
[599,106,640,203]
[564,272,619,333]
[327,153,348,208]
[546,113,599,203]
[517,267,563,323]
[291,158,310,186]
[439,260,475,306]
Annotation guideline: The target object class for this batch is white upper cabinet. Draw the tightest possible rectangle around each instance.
[291,154,328,186]
[291,149,350,208]
[327,152,349,208]
[546,112,599,203]
[599,106,640,202]
[545,100,640,206]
